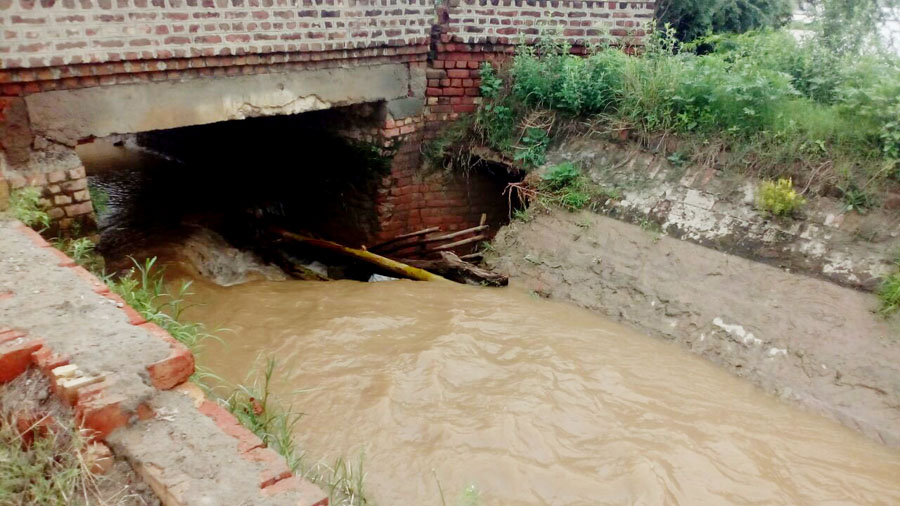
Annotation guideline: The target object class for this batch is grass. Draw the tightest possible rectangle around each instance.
[222,358,371,506]
[879,273,900,316]
[0,371,114,506]
[9,187,50,230]
[0,413,91,505]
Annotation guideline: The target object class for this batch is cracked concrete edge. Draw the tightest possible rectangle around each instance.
[0,219,328,506]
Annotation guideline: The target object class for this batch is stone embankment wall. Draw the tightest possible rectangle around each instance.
[0,219,329,505]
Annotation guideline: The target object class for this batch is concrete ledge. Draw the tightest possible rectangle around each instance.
[26,63,415,144]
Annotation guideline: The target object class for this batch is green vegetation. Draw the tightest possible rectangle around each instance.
[879,272,900,316]
[53,236,104,273]
[9,187,50,230]
[756,178,806,217]
[88,183,109,218]
[432,24,900,212]
[655,0,792,42]
[539,163,595,210]
[223,359,370,505]
[0,412,90,505]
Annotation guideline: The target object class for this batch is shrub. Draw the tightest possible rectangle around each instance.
[539,163,594,210]
[541,162,581,190]
[655,0,792,42]
[756,178,806,216]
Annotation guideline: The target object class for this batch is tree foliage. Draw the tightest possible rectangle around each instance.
[656,0,792,41]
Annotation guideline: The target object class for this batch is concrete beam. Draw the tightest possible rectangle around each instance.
[25,63,413,145]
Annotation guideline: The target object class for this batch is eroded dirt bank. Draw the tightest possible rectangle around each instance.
[486,210,900,446]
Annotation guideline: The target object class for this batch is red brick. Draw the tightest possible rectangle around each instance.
[244,447,293,488]
[0,337,43,383]
[85,442,115,475]
[103,292,147,325]
[0,328,26,344]
[31,347,69,377]
[198,400,264,453]
[75,391,129,440]
[67,265,110,294]
[13,221,49,247]
[46,246,77,267]
[261,475,329,505]
[140,322,194,390]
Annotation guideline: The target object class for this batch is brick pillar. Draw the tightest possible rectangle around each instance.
[0,97,95,233]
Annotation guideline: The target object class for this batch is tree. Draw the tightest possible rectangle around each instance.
[656,0,793,42]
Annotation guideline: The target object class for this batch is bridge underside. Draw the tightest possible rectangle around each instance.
[27,62,424,146]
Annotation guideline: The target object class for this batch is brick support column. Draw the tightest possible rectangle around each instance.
[0,97,94,233]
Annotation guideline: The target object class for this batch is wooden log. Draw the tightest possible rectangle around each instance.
[403,252,507,286]
[369,227,441,252]
[273,228,448,282]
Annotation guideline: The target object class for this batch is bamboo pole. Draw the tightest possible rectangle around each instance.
[273,228,449,282]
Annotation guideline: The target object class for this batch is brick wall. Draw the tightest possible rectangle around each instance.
[444,0,652,45]
[0,0,433,69]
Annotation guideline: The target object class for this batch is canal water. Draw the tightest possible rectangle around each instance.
[182,274,900,505]
[77,137,900,505]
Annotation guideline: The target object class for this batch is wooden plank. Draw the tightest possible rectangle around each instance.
[369,227,440,251]
[430,234,485,252]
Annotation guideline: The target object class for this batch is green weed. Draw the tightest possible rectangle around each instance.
[9,187,50,230]
[223,358,370,506]
[840,182,878,213]
[109,257,216,355]
[878,273,900,316]
[88,183,109,217]
[539,163,596,211]
[0,373,94,506]
[756,178,806,217]
[52,236,104,273]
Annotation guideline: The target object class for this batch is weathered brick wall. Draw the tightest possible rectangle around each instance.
[444,0,652,45]
[0,0,432,69]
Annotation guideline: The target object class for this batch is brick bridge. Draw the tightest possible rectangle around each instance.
[0,0,652,240]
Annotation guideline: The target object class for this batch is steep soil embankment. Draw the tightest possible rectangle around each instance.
[487,210,900,446]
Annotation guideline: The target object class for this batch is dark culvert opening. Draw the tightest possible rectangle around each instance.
[76,104,524,283]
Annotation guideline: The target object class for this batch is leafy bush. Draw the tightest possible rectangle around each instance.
[541,162,581,190]
[656,0,792,42]
[539,163,594,210]
[756,178,806,216]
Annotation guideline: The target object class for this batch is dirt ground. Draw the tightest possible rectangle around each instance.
[0,369,160,506]
[486,210,900,446]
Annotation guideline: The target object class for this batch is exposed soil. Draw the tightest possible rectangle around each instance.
[546,137,900,291]
[0,369,159,506]
[486,210,900,446]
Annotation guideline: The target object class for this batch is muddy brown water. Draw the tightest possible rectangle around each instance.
[180,275,900,505]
